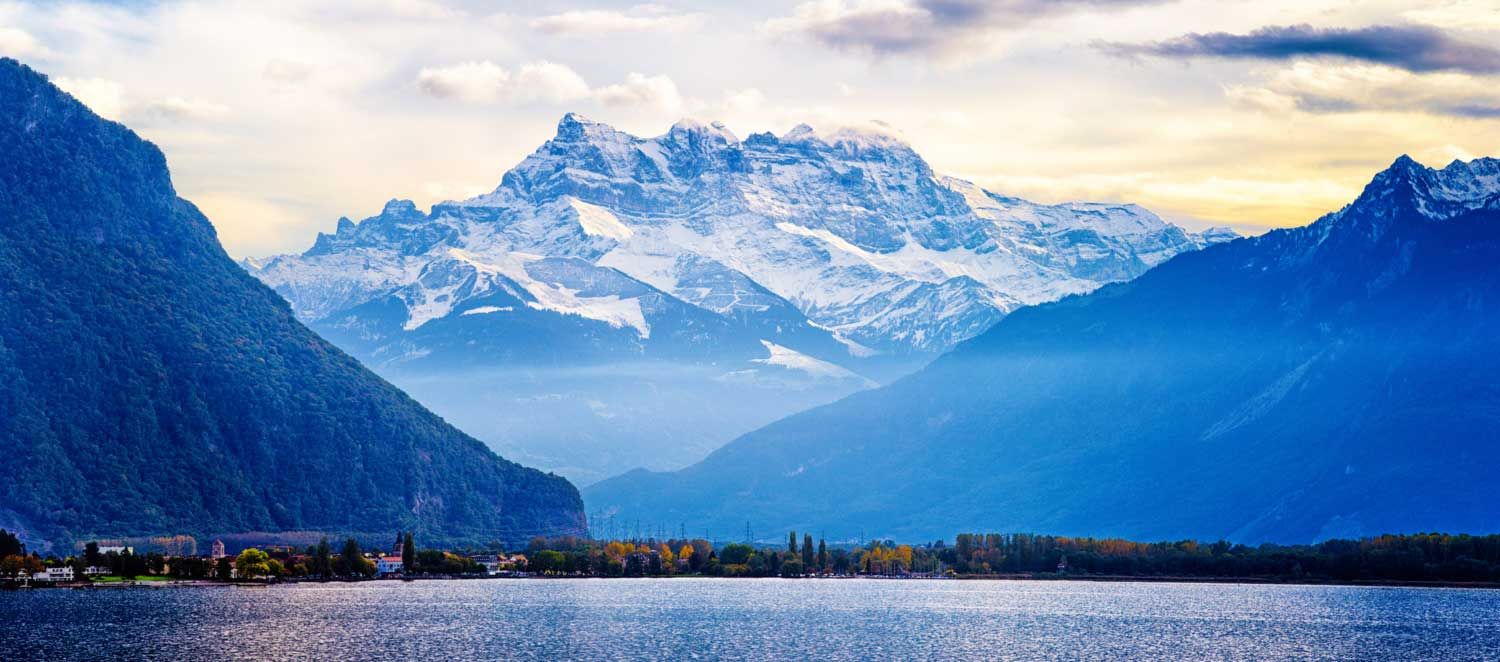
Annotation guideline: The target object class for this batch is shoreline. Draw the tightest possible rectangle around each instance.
[8,574,1499,592]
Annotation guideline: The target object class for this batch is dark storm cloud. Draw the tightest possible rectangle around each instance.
[1098,24,1500,75]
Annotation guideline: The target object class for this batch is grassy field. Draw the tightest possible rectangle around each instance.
[92,575,171,582]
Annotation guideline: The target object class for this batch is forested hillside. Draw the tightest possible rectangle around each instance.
[0,58,585,549]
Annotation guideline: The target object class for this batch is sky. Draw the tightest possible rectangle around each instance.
[2,0,1499,257]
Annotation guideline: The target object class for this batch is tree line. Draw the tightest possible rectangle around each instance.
[521,531,1500,583]
[8,529,1500,585]
[520,532,920,578]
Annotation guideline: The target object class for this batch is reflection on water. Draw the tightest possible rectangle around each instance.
[3,578,1498,660]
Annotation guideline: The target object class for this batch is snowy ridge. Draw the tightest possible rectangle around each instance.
[250,114,1234,359]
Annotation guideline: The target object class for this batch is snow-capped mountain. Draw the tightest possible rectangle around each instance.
[247,114,1232,483]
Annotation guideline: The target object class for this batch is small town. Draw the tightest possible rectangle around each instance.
[6,528,1500,589]
[0,528,939,587]
[0,529,538,587]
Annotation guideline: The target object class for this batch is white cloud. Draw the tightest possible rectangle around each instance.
[53,77,124,120]
[1227,62,1500,118]
[416,60,591,104]
[263,58,312,84]
[417,61,510,103]
[593,73,686,113]
[530,8,703,34]
[1402,0,1500,30]
[136,97,232,122]
[0,26,41,57]
[414,60,689,115]
[720,88,767,113]
[52,77,230,125]
[517,61,594,103]
[370,0,464,21]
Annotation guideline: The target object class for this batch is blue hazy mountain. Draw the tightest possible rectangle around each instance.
[248,114,1231,483]
[0,59,585,549]
[586,155,1500,543]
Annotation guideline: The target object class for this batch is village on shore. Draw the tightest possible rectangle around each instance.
[5,529,1500,589]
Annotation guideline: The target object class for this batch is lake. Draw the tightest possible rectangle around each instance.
[2,579,1498,660]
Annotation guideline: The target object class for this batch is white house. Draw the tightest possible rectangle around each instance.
[84,566,109,576]
[470,554,526,576]
[32,566,74,582]
[374,556,404,575]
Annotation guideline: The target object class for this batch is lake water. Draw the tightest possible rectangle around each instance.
[2,578,1498,660]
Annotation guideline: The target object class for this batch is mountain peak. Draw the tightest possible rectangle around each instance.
[553,111,625,143]
[782,123,817,143]
[1391,153,1421,169]
[558,111,591,128]
[666,117,738,144]
[1353,154,1500,222]
[381,198,420,216]
[778,120,913,156]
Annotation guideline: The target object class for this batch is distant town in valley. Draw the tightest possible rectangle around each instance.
[5,529,1499,589]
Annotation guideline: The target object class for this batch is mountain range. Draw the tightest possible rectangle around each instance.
[249,113,1232,483]
[0,58,585,551]
[585,154,1500,544]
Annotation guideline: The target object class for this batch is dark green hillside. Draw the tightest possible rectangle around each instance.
[0,58,584,549]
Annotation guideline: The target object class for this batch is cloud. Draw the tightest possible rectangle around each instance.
[593,73,685,113]
[416,60,591,104]
[764,0,1161,57]
[0,26,42,57]
[334,0,463,21]
[55,76,235,124]
[1402,1,1500,31]
[263,58,313,84]
[386,0,462,20]
[719,88,767,114]
[416,61,689,113]
[1227,62,1500,118]
[1098,24,1500,75]
[53,76,125,120]
[136,97,232,122]
[530,7,703,34]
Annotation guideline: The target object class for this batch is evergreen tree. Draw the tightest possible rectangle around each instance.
[0,529,21,557]
[802,534,815,568]
[788,531,798,555]
[314,538,333,578]
[340,538,365,577]
[817,538,827,571]
[402,532,417,574]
